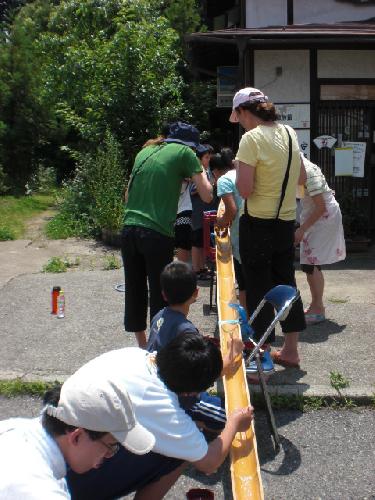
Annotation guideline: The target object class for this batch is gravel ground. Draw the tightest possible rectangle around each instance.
[1,396,374,500]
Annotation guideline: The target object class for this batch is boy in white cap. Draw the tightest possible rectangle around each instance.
[0,370,154,499]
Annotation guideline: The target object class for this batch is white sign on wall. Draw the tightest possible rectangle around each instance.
[217,66,238,108]
[335,147,353,177]
[276,103,310,129]
[342,141,366,178]
[296,129,310,159]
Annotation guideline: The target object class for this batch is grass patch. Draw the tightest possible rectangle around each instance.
[102,254,122,270]
[45,211,92,239]
[0,194,55,239]
[250,393,369,411]
[0,379,60,398]
[0,226,15,241]
[42,256,80,273]
[330,370,356,408]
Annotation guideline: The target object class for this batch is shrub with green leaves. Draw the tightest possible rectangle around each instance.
[42,256,78,273]
[0,226,15,240]
[103,254,122,270]
[28,165,57,194]
[89,132,126,233]
[46,131,126,238]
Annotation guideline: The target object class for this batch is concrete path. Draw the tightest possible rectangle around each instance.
[0,238,374,399]
[0,238,119,288]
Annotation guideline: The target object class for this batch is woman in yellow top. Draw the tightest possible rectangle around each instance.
[230,87,306,369]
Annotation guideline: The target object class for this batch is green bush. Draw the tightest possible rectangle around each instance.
[89,132,126,233]
[0,226,15,240]
[47,131,126,238]
[28,165,57,194]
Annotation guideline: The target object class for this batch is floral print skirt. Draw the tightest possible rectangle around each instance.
[300,191,346,265]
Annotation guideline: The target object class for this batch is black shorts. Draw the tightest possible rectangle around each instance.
[191,227,203,248]
[175,211,192,250]
[233,257,246,291]
[67,448,183,500]
[301,264,322,274]
[239,215,306,342]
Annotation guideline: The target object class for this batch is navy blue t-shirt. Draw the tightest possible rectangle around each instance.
[147,307,199,352]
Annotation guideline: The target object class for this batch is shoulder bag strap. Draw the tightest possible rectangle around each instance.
[275,125,293,220]
[127,143,165,194]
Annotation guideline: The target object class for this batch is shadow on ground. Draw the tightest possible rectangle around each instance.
[255,410,302,475]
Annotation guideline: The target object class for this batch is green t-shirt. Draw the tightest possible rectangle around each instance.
[124,143,202,237]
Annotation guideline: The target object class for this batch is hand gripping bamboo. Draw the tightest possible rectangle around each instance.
[215,229,264,500]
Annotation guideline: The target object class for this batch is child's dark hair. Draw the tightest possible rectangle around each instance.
[220,148,235,168]
[209,153,230,173]
[156,333,223,393]
[236,101,277,122]
[42,385,106,441]
[160,261,197,305]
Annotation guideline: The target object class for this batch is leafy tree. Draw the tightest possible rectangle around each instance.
[0,0,214,199]
[162,0,202,45]
[0,0,65,191]
[0,0,28,24]
[39,0,185,170]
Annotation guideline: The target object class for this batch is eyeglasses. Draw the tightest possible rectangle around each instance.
[98,439,120,456]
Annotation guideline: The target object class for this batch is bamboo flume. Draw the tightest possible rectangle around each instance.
[215,229,264,500]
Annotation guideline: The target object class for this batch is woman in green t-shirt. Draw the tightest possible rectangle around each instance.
[122,122,213,348]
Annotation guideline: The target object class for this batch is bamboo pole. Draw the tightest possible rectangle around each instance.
[215,231,264,500]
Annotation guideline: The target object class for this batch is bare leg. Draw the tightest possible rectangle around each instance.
[135,331,147,349]
[239,290,247,312]
[134,462,188,500]
[277,332,300,365]
[176,248,191,263]
[305,268,325,315]
[192,246,202,273]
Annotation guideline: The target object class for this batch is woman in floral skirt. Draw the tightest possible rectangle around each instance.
[295,154,346,324]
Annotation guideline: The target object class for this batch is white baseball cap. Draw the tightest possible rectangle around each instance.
[229,87,268,123]
[46,371,155,455]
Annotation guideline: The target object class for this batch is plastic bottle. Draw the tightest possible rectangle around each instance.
[51,286,61,314]
[57,290,65,318]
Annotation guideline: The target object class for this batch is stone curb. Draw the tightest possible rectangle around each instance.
[248,383,374,401]
[1,372,373,402]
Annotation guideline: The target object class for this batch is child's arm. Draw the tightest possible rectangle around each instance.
[216,193,237,228]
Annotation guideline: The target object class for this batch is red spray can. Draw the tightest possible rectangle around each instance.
[51,286,61,314]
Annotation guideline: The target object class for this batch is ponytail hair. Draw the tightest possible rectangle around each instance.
[237,101,277,122]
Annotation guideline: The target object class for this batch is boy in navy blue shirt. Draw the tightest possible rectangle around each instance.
[147,261,243,431]
[147,261,199,352]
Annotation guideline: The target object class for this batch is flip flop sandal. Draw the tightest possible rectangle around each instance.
[271,350,300,369]
[305,313,326,325]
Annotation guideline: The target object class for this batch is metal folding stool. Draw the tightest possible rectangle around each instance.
[231,285,300,452]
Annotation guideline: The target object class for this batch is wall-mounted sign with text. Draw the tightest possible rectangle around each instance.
[295,129,310,159]
[275,103,310,129]
[217,66,239,108]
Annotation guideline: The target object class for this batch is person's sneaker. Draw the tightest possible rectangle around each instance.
[246,350,274,374]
